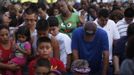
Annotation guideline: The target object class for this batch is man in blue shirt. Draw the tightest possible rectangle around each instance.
[71,21,109,75]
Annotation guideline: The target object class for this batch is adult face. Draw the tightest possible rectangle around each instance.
[24,13,37,29]
[81,0,89,11]
[2,15,11,26]
[97,17,108,27]
[57,1,69,15]
[125,17,133,24]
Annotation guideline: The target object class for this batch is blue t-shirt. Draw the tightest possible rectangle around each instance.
[71,27,109,73]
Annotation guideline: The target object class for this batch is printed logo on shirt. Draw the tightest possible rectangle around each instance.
[61,22,73,28]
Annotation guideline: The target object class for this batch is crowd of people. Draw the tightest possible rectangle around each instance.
[0,0,134,75]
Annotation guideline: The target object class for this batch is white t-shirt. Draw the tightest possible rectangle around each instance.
[94,19,120,62]
[55,32,72,66]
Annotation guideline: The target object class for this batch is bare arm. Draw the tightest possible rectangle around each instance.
[66,54,72,71]
[51,37,60,59]
[113,56,120,75]
[102,50,109,75]
[0,62,19,71]
[72,49,79,60]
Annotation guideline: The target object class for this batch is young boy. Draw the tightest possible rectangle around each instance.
[29,37,66,75]
[34,58,51,75]
[47,16,72,70]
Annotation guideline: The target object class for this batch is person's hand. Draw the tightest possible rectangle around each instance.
[15,44,19,50]
[15,44,22,51]
[8,64,20,71]
[114,69,120,75]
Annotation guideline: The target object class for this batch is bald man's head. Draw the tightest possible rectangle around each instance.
[84,21,97,35]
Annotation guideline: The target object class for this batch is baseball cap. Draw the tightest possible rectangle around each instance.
[84,21,97,35]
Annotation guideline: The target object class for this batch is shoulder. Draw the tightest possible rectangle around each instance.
[121,59,134,66]
[24,41,31,45]
[121,58,134,73]
[56,14,61,18]
[97,28,107,35]
[29,59,37,67]
[116,18,126,26]
[108,19,115,23]
[59,33,70,39]
[73,27,83,33]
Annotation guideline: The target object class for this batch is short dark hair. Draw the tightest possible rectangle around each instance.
[127,23,134,38]
[0,24,9,31]
[37,3,47,11]
[24,6,38,15]
[47,16,59,27]
[124,7,134,18]
[35,58,51,69]
[98,9,109,18]
[126,36,134,59]
[37,36,51,47]
[15,26,31,41]
[36,19,49,31]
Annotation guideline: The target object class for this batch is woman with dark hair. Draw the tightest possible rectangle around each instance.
[120,36,134,75]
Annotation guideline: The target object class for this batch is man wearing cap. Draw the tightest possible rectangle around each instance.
[71,21,109,75]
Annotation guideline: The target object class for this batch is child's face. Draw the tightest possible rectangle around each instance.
[17,34,27,42]
[35,66,49,75]
[0,28,9,44]
[49,26,59,36]
[37,42,52,59]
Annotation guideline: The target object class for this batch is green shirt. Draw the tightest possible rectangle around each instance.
[56,13,80,36]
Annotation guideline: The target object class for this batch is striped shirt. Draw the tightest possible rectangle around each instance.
[116,18,134,37]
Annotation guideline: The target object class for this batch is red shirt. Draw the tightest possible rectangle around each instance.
[0,41,13,75]
[0,42,13,63]
[29,57,66,75]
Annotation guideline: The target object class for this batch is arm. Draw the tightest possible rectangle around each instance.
[66,54,71,71]
[71,29,79,60]
[102,51,109,75]
[72,49,79,60]
[51,37,60,59]
[0,62,19,71]
[101,30,109,75]
[113,56,120,75]
[16,43,31,55]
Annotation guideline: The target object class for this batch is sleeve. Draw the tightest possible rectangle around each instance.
[28,60,36,75]
[51,58,66,72]
[71,29,79,51]
[57,59,66,72]
[64,35,72,54]
[24,42,31,52]
[101,30,109,51]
